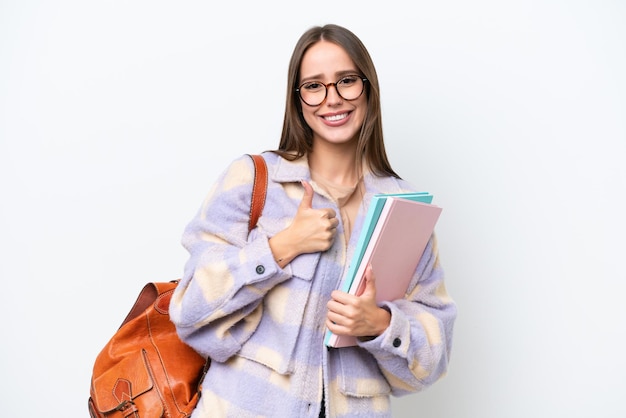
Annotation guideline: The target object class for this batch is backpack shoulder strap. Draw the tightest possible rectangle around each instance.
[248,154,267,233]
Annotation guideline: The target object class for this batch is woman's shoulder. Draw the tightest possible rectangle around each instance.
[217,152,308,188]
[216,154,260,185]
[258,151,310,182]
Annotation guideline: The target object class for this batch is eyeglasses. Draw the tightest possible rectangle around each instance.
[296,74,367,106]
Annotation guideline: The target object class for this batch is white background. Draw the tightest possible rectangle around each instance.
[1,1,625,417]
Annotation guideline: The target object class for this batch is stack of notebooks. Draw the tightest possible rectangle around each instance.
[324,192,442,348]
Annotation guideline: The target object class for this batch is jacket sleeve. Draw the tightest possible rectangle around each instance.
[169,155,292,362]
[358,234,457,395]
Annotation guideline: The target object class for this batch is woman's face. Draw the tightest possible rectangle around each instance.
[298,41,367,148]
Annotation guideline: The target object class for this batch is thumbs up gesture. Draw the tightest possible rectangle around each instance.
[269,180,339,266]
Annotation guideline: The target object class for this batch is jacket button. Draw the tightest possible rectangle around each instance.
[255,265,265,274]
[392,337,401,347]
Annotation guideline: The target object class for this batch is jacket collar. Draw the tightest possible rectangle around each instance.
[270,153,405,195]
[272,154,311,183]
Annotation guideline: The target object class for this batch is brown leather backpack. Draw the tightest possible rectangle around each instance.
[88,154,267,417]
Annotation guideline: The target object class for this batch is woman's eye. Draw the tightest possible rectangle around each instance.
[339,76,358,86]
[303,82,322,90]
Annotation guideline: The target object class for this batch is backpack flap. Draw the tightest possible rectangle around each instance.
[90,349,160,415]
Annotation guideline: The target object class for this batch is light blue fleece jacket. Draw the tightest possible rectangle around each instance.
[169,152,457,418]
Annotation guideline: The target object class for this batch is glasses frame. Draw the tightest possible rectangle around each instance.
[296,75,368,107]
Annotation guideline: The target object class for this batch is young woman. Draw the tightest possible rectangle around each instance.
[170,24,456,418]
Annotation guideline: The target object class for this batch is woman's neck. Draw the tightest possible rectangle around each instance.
[308,151,359,187]
[308,145,360,187]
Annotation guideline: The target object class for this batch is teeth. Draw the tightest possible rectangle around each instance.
[324,113,347,122]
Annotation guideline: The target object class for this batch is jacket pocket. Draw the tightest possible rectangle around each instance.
[333,347,391,397]
[238,275,312,374]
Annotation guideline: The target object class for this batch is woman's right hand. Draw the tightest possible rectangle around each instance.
[269,180,338,267]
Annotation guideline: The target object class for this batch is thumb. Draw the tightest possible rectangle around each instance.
[299,180,314,210]
[361,265,377,298]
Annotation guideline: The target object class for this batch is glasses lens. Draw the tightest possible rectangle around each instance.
[337,75,364,101]
[299,81,326,106]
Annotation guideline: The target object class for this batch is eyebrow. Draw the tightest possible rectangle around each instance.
[299,70,360,83]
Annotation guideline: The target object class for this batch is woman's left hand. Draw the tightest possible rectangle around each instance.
[325,265,391,339]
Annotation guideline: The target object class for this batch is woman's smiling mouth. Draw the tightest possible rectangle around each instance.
[323,112,349,122]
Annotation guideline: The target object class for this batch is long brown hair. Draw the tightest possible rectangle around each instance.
[275,24,400,179]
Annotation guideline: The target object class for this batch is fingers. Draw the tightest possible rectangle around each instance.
[326,316,350,335]
[325,297,365,337]
[326,298,352,332]
[322,209,339,230]
[326,285,384,338]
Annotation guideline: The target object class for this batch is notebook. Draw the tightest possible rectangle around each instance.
[325,195,442,347]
